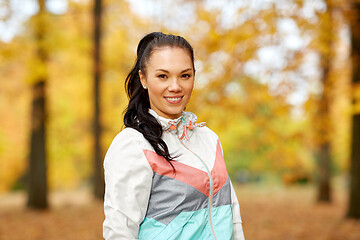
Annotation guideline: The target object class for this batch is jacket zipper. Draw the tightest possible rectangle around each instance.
[176,126,218,240]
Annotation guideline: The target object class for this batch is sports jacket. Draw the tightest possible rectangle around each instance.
[103,109,245,240]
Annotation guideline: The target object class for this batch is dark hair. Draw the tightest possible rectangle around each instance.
[124,32,194,164]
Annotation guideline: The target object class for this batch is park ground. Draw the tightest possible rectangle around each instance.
[0,183,360,240]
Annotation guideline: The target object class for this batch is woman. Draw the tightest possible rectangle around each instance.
[103,32,245,240]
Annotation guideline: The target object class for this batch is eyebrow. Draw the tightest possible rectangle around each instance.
[155,68,193,73]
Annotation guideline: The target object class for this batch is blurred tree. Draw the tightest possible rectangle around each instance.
[313,0,338,203]
[347,0,360,219]
[0,0,354,193]
[93,0,105,199]
[27,0,49,209]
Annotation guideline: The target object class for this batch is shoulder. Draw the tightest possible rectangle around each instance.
[110,127,151,148]
[114,127,145,140]
[104,127,152,165]
[194,125,219,142]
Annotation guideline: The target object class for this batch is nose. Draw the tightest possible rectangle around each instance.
[168,78,181,92]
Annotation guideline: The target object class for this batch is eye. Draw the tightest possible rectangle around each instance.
[158,74,167,79]
[181,74,191,79]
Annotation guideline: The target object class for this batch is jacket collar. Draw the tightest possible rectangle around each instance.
[149,109,205,140]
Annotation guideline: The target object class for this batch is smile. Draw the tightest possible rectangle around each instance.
[164,96,183,104]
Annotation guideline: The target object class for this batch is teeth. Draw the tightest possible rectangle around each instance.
[165,97,181,101]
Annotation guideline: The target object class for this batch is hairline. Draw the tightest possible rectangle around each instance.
[141,45,195,75]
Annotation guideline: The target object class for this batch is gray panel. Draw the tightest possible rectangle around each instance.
[146,173,208,225]
[145,173,232,225]
[212,177,232,207]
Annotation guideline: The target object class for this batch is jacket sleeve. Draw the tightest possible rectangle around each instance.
[216,135,245,240]
[103,130,153,240]
[230,180,245,240]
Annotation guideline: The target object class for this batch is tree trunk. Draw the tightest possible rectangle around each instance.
[316,71,332,203]
[317,143,332,202]
[348,114,360,218]
[27,0,48,209]
[347,0,360,219]
[316,1,335,203]
[93,0,105,199]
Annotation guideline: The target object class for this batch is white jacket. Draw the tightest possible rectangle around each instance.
[103,109,245,240]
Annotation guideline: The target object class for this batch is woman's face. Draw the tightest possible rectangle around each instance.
[139,47,195,119]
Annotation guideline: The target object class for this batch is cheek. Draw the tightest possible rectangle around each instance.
[147,82,165,100]
[185,80,195,94]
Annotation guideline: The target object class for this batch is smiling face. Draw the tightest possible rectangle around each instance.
[139,47,195,119]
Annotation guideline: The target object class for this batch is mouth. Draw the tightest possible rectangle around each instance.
[164,96,183,104]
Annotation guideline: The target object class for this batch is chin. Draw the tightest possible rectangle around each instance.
[165,109,183,118]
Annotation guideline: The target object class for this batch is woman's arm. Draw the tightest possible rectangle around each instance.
[103,129,153,240]
[214,135,245,240]
[231,181,245,240]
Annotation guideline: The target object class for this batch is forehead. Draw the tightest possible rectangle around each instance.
[147,47,193,70]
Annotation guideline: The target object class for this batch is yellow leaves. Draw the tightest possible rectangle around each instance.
[0,51,31,192]
[0,124,27,193]
[236,21,258,40]
[0,0,11,22]
[0,0,355,192]
[0,155,26,192]
[261,7,278,35]
[191,70,312,175]
[25,57,48,84]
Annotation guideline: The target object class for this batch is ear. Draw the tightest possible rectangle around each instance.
[139,70,147,89]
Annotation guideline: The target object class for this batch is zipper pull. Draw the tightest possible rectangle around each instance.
[179,125,190,140]
[179,116,190,140]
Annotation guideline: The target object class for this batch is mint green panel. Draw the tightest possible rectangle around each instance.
[139,205,233,240]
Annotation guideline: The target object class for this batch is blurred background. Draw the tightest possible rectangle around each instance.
[1,0,360,239]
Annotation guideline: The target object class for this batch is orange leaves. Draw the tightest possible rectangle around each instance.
[0,0,355,192]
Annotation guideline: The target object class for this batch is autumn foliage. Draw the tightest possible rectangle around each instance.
[0,0,354,201]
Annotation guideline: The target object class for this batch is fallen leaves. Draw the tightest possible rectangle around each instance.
[0,185,359,240]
